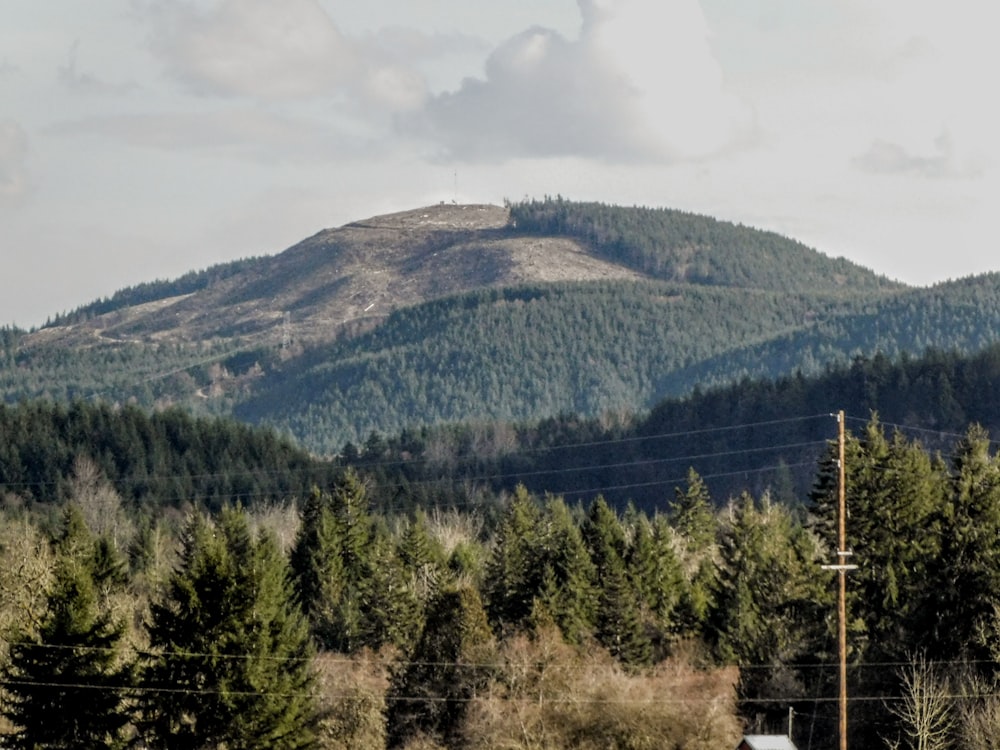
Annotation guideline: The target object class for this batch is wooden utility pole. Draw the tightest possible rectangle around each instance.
[821,410,856,750]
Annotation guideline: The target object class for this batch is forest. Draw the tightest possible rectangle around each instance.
[336,344,1000,513]
[2,410,1000,748]
[6,198,1000,747]
[6,199,1000,455]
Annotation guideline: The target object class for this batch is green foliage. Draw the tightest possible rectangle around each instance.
[0,399,332,511]
[923,425,1000,668]
[386,583,496,748]
[671,468,716,550]
[583,496,652,667]
[137,508,319,749]
[509,196,900,292]
[1,508,132,749]
[290,470,421,653]
[483,485,546,632]
[709,493,829,728]
[627,513,685,657]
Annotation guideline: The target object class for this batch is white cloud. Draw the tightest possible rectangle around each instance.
[854,132,985,180]
[145,0,359,99]
[409,0,750,162]
[45,108,370,163]
[0,121,29,202]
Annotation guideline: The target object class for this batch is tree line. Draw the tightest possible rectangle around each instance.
[0,400,336,512]
[5,415,1000,747]
[507,196,900,292]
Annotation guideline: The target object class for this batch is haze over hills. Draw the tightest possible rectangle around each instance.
[4,198,1000,454]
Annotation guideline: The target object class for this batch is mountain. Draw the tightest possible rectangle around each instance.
[3,198,998,454]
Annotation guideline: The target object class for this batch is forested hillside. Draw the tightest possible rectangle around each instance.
[2,198,913,452]
[344,343,1000,512]
[237,273,1000,454]
[509,196,900,291]
[0,401,336,512]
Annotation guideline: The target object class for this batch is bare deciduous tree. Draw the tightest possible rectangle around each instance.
[886,653,955,750]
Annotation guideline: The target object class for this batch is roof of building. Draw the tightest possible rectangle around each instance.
[739,735,799,750]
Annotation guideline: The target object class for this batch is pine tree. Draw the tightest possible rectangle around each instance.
[483,485,545,632]
[926,425,1000,666]
[533,496,597,644]
[670,468,716,551]
[629,513,685,656]
[583,496,651,667]
[137,508,319,749]
[385,583,496,748]
[813,418,947,663]
[709,492,828,731]
[2,508,132,749]
[291,470,420,653]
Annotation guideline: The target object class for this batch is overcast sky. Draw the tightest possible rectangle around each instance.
[2,0,996,327]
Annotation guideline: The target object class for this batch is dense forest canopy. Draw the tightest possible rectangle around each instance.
[3,405,1000,748]
[333,344,1000,513]
[6,200,1000,455]
[508,196,902,291]
[0,400,335,513]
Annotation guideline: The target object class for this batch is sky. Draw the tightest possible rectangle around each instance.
[2,0,997,328]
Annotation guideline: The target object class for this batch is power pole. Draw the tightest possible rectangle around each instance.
[821,410,856,750]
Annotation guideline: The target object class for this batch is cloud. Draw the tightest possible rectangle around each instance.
[0,121,30,202]
[145,0,359,99]
[45,109,369,163]
[142,0,438,116]
[408,0,750,162]
[57,40,138,95]
[854,131,985,180]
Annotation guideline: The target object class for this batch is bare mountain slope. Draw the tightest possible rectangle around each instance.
[26,204,644,351]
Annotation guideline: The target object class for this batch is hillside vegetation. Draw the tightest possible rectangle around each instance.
[5,393,1000,747]
[4,198,999,453]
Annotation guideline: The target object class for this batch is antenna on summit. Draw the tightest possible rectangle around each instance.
[453,169,458,204]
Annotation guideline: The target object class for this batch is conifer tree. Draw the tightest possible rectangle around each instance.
[137,508,319,749]
[385,583,496,748]
[628,513,684,655]
[709,492,828,730]
[2,506,132,749]
[926,425,1000,666]
[670,468,716,551]
[398,508,447,603]
[812,418,946,663]
[668,469,720,639]
[533,496,597,643]
[483,485,545,632]
[583,496,651,667]
[291,470,418,653]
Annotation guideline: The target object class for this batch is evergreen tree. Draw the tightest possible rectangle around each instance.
[925,425,1000,667]
[483,485,545,632]
[1,510,132,749]
[628,513,685,656]
[532,496,597,644]
[709,492,828,733]
[670,468,716,550]
[385,583,496,748]
[813,418,946,663]
[583,496,651,667]
[137,508,319,749]
[291,470,418,653]
[669,469,719,639]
